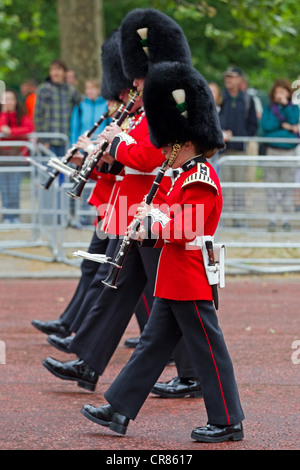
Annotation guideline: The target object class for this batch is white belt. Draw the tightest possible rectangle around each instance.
[96,175,124,182]
[188,235,207,248]
[164,168,174,177]
[189,235,226,288]
[125,167,159,176]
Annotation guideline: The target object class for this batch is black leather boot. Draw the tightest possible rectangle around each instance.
[152,376,203,398]
[124,336,140,348]
[81,404,129,435]
[191,422,244,443]
[31,318,71,338]
[42,357,99,391]
[47,334,73,353]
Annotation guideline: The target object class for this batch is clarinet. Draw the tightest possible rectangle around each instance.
[102,159,171,289]
[73,103,125,175]
[66,91,140,200]
[41,105,120,190]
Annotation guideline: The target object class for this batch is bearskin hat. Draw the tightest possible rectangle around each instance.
[120,8,192,80]
[100,28,132,101]
[143,61,225,151]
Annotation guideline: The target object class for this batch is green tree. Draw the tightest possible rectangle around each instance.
[0,0,59,88]
[1,0,299,95]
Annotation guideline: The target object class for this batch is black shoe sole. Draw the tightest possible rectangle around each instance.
[81,407,127,435]
[42,360,96,392]
[47,336,72,354]
[151,389,203,399]
[191,430,244,443]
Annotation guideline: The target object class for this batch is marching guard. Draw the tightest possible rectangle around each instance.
[81,61,245,443]
[41,9,202,396]
[32,29,150,343]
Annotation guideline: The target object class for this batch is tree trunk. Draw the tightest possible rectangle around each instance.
[57,0,105,93]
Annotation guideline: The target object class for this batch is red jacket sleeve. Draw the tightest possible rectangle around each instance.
[9,115,35,136]
[110,126,165,172]
[150,183,217,246]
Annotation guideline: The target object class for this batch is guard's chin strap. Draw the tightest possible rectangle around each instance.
[168,143,181,168]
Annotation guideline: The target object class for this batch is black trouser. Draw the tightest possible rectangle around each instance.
[69,240,197,379]
[59,231,149,335]
[105,298,244,426]
[59,230,109,328]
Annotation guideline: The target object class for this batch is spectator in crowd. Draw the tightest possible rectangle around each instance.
[208,81,223,113]
[34,59,81,161]
[219,67,258,227]
[208,81,224,172]
[240,76,263,122]
[260,78,300,231]
[69,79,111,226]
[66,69,79,89]
[219,67,258,153]
[240,75,264,187]
[291,76,300,212]
[20,79,37,119]
[0,89,34,223]
[70,79,110,145]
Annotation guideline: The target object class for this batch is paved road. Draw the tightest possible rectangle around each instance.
[0,277,299,451]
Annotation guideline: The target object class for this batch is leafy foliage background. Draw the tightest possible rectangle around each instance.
[1,0,299,96]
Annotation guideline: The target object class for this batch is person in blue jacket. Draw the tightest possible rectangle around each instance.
[70,79,111,226]
[260,78,300,231]
[70,79,110,145]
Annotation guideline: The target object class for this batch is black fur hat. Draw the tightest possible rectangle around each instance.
[120,8,192,80]
[143,61,225,150]
[100,28,133,101]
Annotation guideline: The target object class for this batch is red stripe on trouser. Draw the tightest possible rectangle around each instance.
[193,301,230,425]
[142,293,151,317]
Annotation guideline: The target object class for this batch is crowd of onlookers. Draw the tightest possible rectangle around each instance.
[208,66,300,230]
[0,59,300,228]
[0,59,111,225]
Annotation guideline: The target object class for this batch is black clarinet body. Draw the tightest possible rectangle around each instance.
[66,141,109,199]
[102,160,169,289]
[66,91,140,200]
[41,146,78,190]
[41,109,112,190]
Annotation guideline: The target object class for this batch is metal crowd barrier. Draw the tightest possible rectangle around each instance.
[1,134,300,274]
[215,136,300,273]
[0,140,54,262]
[0,134,95,265]
[31,136,96,265]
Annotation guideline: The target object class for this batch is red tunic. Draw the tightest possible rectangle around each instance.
[149,160,222,301]
[100,111,172,236]
[87,172,119,210]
